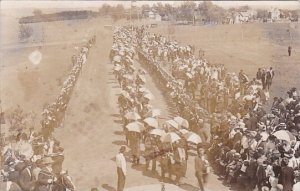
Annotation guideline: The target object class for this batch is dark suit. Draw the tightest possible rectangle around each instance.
[256,165,267,191]
[195,156,206,191]
[246,160,258,190]
[34,167,55,191]
[280,166,294,191]
[117,167,125,191]
[18,166,36,191]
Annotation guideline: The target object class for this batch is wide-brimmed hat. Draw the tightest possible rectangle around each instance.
[284,149,294,159]
[234,153,241,158]
[277,123,287,129]
[272,150,280,155]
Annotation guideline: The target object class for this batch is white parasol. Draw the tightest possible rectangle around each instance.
[161,132,181,143]
[113,55,121,62]
[179,129,190,135]
[125,112,141,121]
[149,128,166,137]
[184,132,202,144]
[126,122,145,133]
[146,109,161,118]
[166,119,179,129]
[174,116,189,129]
[143,117,159,128]
[260,131,269,141]
[144,93,155,100]
[273,130,296,142]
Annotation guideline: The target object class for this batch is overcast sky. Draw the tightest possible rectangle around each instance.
[1,1,300,10]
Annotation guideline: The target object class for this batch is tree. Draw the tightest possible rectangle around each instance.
[177,1,197,21]
[164,3,174,15]
[155,2,166,16]
[198,1,226,23]
[99,3,111,16]
[256,9,269,19]
[111,4,125,21]
[238,6,250,12]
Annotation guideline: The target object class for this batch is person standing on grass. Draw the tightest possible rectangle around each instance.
[256,68,262,81]
[288,46,292,56]
[116,146,127,191]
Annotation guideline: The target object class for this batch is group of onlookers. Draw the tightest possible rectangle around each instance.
[132,26,300,191]
[112,26,211,191]
[0,36,96,191]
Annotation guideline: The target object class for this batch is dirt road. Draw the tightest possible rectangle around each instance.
[51,22,230,190]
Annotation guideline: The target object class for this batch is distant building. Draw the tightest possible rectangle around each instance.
[155,14,162,21]
[269,8,281,22]
[234,12,250,23]
[143,10,161,20]
[148,11,156,19]
[233,10,257,24]
[224,12,234,24]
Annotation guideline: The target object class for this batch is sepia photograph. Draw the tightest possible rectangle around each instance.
[0,0,300,191]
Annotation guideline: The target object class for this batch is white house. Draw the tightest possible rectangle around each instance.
[148,11,155,19]
[234,12,250,23]
[234,10,257,24]
[270,8,281,21]
[155,14,162,21]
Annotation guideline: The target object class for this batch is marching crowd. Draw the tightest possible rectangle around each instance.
[0,36,96,191]
[111,26,210,191]
[111,25,300,191]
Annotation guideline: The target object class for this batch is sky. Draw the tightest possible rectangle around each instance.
[1,1,300,10]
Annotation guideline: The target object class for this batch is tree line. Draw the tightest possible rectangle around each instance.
[98,1,299,23]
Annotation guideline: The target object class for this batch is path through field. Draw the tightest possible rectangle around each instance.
[53,23,230,191]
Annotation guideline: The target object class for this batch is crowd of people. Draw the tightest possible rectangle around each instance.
[111,26,211,191]
[111,25,300,191]
[0,36,96,191]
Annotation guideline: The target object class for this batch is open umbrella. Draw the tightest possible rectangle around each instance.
[161,132,181,143]
[113,55,121,62]
[166,119,179,129]
[260,131,269,141]
[146,109,161,118]
[125,112,141,121]
[273,130,296,142]
[139,87,151,93]
[114,64,122,71]
[143,117,159,128]
[123,74,133,80]
[149,128,165,137]
[144,93,154,100]
[121,90,131,100]
[126,122,144,133]
[183,132,202,144]
[174,116,189,129]
[186,73,193,79]
[179,129,190,135]
[16,142,34,160]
